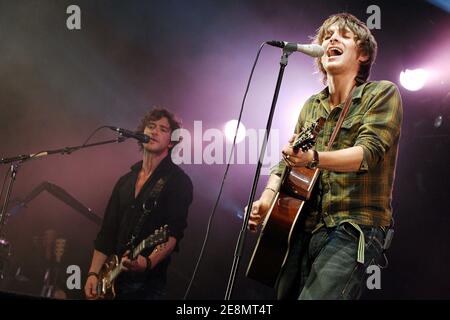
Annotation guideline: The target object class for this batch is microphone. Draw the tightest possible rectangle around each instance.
[107,126,150,143]
[267,41,324,57]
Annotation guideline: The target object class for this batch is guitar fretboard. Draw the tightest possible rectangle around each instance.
[104,226,168,285]
[132,241,146,259]
[109,238,152,281]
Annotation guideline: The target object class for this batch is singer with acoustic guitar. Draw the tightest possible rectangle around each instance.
[247,13,402,300]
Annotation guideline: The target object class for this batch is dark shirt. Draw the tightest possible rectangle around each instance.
[94,155,193,285]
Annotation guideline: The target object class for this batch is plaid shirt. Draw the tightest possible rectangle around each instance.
[271,80,403,229]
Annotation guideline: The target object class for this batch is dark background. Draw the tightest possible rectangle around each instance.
[0,0,449,299]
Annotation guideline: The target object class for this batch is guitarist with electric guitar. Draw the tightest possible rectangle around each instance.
[95,225,169,299]
[247,13,402,300]
[84,108,193,300]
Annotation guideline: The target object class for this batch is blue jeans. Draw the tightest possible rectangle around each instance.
[276,222,386,300]
[115,274,166,300]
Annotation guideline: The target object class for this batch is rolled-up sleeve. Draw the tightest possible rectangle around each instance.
[164,173,193,251]
[354,81,403,171]
[270,160,286,177]
[94,178,122,256]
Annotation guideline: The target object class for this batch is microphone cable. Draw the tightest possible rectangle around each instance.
[183,42,268,299]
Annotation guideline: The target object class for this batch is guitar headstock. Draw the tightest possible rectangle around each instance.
[292,117,325,153]
[54,238,66,263]
[144,225,169,249]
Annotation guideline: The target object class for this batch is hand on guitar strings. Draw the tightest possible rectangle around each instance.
[282,134,314,167]
[246,199,271,233]
[121,251,148,273]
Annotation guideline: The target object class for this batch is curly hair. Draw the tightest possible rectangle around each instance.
[313,13,378,84]
[136,107,182,152]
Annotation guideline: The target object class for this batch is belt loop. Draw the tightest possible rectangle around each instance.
[311,222,324,234]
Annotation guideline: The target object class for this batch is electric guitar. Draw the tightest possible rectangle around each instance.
[95,225,169,299]
[41,232,68,299]
[246,118,325,287]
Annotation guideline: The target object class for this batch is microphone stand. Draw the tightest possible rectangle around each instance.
[224,48,293,300]
[0,136,126,281]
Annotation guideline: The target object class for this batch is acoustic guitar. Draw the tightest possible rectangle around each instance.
[246,118,325,287]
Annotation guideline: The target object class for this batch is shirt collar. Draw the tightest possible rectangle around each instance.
[316,81,369,104]
[130,154,173,174]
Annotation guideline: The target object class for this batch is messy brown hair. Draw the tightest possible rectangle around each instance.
[313,13,378,84]
[136,107,182,151]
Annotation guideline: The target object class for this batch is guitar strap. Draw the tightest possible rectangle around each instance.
[128,169,173,250]
[311,85,355,224]
[325,85,356,151]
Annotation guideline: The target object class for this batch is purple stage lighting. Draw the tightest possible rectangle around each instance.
[400,68,430,91]
[224,120,246,143]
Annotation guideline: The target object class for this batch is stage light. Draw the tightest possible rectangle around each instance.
[399,69,430,91]
[224,120,246,143]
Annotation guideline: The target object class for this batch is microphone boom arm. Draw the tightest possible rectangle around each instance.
[1,136,127,165]
[9,181,102,226]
